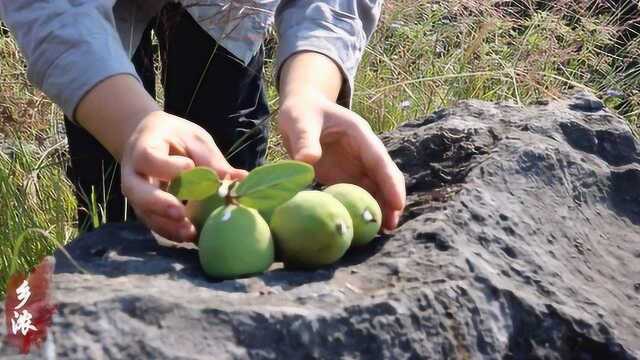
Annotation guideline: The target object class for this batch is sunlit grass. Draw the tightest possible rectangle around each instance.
[0,135,76,297]
[354,0,639,134]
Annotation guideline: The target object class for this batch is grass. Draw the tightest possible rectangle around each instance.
[0,139,77,296]
[1,0,639,297]
[356,0,639,133]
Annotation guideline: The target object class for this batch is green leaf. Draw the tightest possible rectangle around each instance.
[236,160,314,211]
[168,167,220,201]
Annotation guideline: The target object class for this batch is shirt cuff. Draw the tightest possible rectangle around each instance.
[28,19,141,121]
[275,3,367,108]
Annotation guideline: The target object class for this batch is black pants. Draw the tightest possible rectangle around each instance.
[63,4,269,230]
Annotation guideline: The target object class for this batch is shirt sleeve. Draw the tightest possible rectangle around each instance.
[274,0,383,108]
[0,0,140,120]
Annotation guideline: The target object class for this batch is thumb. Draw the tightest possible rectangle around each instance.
[222,167,249,181]
[203,157,248,182]
[287,122,322,164]
[185,133,248,181]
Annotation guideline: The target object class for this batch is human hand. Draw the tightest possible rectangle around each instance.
[278,93,406,230]
[120,111,247,242]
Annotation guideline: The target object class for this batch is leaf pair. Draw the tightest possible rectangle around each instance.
[168,160,315,212]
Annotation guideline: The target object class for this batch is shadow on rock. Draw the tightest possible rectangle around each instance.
[55,223,202,277]
[609,167,640,225]
[258,234,391,289]
[54,221,392,292]
[54,223,256,293]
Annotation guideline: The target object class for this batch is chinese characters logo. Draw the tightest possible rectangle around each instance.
[11,280,38,336]
[4,257,56,354]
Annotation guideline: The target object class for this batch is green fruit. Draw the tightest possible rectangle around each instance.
[186,194,225,231]
[270,191,353,268]
[324,183,382,247]
[257,207,276,224]
[199,204,274,279]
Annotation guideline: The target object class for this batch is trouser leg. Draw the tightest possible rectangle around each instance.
[155,3,269,171]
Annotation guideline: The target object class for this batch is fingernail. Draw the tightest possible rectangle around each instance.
[179,224,196,242]
[167,206,183,220]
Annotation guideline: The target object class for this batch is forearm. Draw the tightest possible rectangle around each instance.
[279,51,343,104]
[275,0,383,108]
[75,75,160,161]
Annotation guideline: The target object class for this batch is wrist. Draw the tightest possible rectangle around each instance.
[279,89,329,110]
[75,74,160,161]
[278,51,343,105]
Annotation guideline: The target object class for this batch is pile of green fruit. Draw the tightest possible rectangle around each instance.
[168,161,382,279]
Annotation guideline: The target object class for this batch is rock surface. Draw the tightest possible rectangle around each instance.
[2,92,639,359]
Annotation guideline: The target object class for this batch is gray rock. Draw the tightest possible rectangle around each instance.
[1,92,639,359]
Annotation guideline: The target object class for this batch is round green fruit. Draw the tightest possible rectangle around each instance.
[199,204,274,279]
[324,183,382,247]
[186,194,225,231]
[269,190,353,268]
[257,207,276,224]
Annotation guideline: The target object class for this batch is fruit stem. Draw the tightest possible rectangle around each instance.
[226,181,239,206]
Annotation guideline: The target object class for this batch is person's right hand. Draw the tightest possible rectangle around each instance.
[74,75,245,242]
[120,111,247,243]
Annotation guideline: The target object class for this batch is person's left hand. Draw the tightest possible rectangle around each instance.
[278,92,406,230]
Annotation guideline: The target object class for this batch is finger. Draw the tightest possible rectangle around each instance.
[134,144,196,182]
[382,209,403,231]
[371,170,403,231]
[358,176,379,197]
[219,167,248,181]
[185,133,248,180]
[357,130,406,230]
[143,212,197,243]
[359,176,400,231]
[279,114,322,164]
[376,167,406,231]
[122,168,187,221]
[326,106,406,229]
[325,105,400,197]
[365,140,406,209]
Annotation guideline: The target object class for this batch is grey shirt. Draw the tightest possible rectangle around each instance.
[0,0,382,120]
